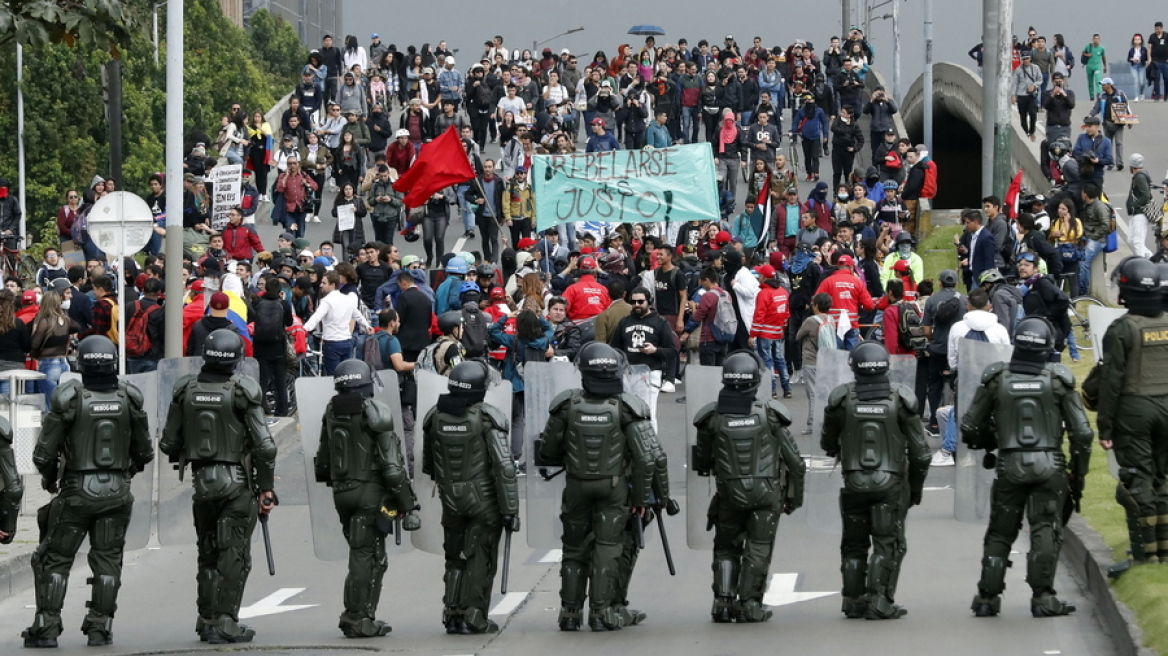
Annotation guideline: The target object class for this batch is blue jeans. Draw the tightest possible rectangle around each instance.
[285,211,306,238]
[557,222,577,251]
[322,338,353,376]
[1066,329,1080,361]
[937,405,957,453]
[1155,61,1168,98]
[127,358,159,374]
[1078,239,1104,295]
[840,327,859,351]
[755,337,790,393]
[682,106,700,143]
[457,184,475,232]
[1132,64,1147,98]
[38,357,70,410]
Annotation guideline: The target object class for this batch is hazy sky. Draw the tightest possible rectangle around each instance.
[343,0,1166,99]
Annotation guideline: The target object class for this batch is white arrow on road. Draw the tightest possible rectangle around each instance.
[239,588,318,619]
[762,573,837,607]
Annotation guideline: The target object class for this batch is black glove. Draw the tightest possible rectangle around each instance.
[663,498,681,516]
[910,488,923,506]
[982,451,997,470]
[502,515,521,532]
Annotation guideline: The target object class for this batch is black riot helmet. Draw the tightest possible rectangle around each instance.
[334,359,374,397]
[1010,316,1055,375]
[849,341,890,401]
[77,336,118,377]
[438,311,464,335]
[576,341,625,396]
[202,329,244,368]
[1112,256,1163,316]
[448,360,489,399]
[721,350,762,392]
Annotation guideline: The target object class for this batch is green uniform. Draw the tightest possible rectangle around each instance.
[822,383,929,619]
[1095,313,1168,562]
[694,400,805,621]
[422,400,517,632]
[160,374,277,640]
[316,396,417,636]
[26,381,152,642]
[962,362,1092,611]
[613,425,673,624]
[0,415,20,541]
[539,390,655,629]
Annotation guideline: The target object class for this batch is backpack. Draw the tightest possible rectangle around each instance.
[964,328,989,343]
[709,289,738,344]
[124,300,161,358]
[363,332,392,371]
[920,161,938,199]
[896,301,928,353]
[416,338,462,376]
[816,315,840,351]
[253,297,285,345]
[460,309,490,359]
[932,293,962,330]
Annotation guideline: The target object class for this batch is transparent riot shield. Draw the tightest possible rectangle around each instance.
[7,370,46,477]
[523,361,581,550]
[684,365,774,549]
[1087,305,1127,356]
[807,351,918,533]
[954,340,1012,523]
[156,357,260,545]
[412,371,512,554]
[51,372,156,551]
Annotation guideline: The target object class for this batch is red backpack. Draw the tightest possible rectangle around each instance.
[920,161,938,199]
[124,300,162,357]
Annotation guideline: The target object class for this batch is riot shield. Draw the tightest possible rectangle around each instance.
[1087,305,1127,357]
[807,351,918,533]
[58,371,158,551]
[684,365,775,549]
[954,340,1012,523]
[412,371,512,554]
[523,361,580,550]
[156,357,260,545]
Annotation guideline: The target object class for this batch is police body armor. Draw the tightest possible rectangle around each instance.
[428,407,499,509]
[839,389,906,493]
[179,377,250,499]
[563,392,628,479]
[993,368,1067,485]
[1119,314,1168,397]
[711,404,778,480]
[62,384,138,499]
[324,403,383,490]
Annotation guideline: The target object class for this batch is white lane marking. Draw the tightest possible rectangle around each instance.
[762,573,836,607]
[453,236,468,253]
[923,486,952,491]
[540,549,563,563]
[239,588,318,618]
[1044,651,1062,655]
[489,591,529,616]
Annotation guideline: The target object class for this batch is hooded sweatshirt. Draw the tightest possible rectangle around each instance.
[946,309,1011,370]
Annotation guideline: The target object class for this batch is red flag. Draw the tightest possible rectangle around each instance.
[756,173,772,243]
[1004,169,1024,219]
[393,126,476,209]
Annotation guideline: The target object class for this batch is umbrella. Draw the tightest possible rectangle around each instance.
[627,25,665,36]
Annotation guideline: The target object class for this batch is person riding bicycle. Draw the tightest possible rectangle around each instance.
[0,179,21,244]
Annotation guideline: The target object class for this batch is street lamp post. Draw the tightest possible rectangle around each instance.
[533,27,585,57]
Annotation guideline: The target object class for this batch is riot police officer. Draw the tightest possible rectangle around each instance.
[316,359,420,637]
[23,336,151,647]
[694,351,805,623]
[1090,258,1168,568]
[160,329,278,644]
[0,411,17,546]
[962,316,1093,617]
[422,360,518,634]
[822,341,930,620]
[538,342,656,632]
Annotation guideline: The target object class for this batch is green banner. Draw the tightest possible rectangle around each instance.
[532,143,719,231]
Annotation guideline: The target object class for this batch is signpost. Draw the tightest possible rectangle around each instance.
[87,191,155,375]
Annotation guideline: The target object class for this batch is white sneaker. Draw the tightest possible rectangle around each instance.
[790,370,803,385]
[661,380,676,393]
[312,214,322,223]
[930,450,955,467]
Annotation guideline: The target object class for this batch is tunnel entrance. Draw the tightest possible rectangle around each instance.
[909,106,982,210]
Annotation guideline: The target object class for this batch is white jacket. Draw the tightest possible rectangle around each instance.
[304,289,370,342]
[731,266,760,333]
[947,309,1011,370]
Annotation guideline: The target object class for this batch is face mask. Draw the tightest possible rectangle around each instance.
[898,244,912,256]
[837,192,848,200]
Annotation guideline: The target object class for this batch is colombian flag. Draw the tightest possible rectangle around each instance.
[218,290,254,357]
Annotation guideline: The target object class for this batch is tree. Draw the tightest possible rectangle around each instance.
[0,0,140,51]
[248,9,306,88]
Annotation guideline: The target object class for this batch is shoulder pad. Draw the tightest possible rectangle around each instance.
[620,392,651,420]
[1048,363,1076,388]
[172,374,197,401]
[827,383,850,409]
[421,406,438,431]
[120,381,145,409]
[694,402,718,427]
[893,385,919,414]
[549,389,576,414]
[478,402,510,431]
[50,379,82,413]
[232,375,263,405]
[765,399,793,426]
[364,399,396,432]
[980,361,1006,384]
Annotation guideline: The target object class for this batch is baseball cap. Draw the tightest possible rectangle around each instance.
[191,279,205,292]
[715,230,732,245]
[753,264,776,279]
[517,237,538,250]
[278,231,294,242]
[293,237,311,250]
[21,290,36,304]
[892,259,911,273]
[401,254,421,267]
[490,286,507,300]
[837,254,855,267]
[446,57,456,65]
[201,258,222,273]
[395,128,410,138]
[514,166,527,174]
[939,269,958,287]
[210,292,230,310]
[579,256,597,270]
[590,117,605,125]
[299,249,314,259]
[1083,115,1102,126]
[371,33,379,38]
[1101,77,1114,86]
[1020,50,1032,58]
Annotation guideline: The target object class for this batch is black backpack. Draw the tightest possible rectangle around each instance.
[460,308,490,359]
[932,293,963,330]
[254,297,285,345]
[896,302,928,353]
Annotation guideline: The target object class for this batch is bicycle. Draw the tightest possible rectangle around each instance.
[0,236,35,285]
[1057,273,1103,353]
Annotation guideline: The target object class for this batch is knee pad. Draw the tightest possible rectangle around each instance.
[593,508,626,546]
[865,553,889,594]
[560,560,587,606]
[869,502,898,538]
[197,569,219,609]
[217,516,251,550]
[745,509,780,544]
[36,572,68,613]
[978,556,1010,596]
[443,568,466,608]
[841,558,866,599]
[85,574,120,617]
[712,559,738,598]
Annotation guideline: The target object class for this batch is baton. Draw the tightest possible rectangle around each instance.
[501,526,513,594]
[633,511,645,550]
[656,509,676,576]
[394,517,402,546]
[539,467,566,481]
[259,499,276,576]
